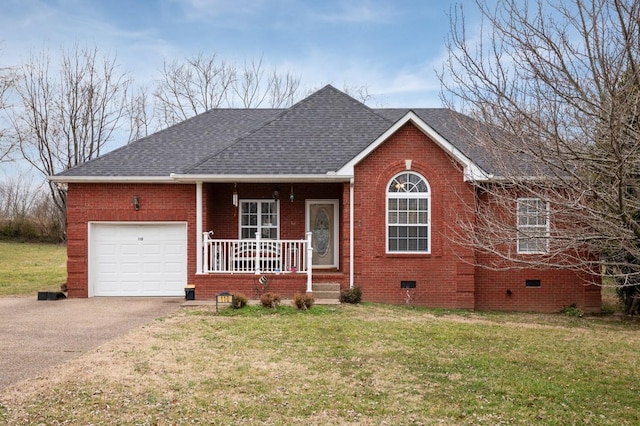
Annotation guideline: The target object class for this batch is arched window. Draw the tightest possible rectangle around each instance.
[386,171,430,253]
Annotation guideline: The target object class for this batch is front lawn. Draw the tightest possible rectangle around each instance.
[1,303,638,425]
[0,241,66,295]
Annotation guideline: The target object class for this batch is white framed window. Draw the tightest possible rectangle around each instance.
[239,200,279,239]
[517,198,549,254]
[386,171,431,253]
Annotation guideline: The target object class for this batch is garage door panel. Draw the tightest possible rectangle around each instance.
[121,245,139,256]
[91,223,187,297]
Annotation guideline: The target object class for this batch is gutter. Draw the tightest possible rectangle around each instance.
[168,173,352,183]
[48,175,179,184]
[48,172,354,184]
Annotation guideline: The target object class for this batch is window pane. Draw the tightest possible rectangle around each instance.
[387,172,430,252]
[517,198,549,253]
[398,212,408,224]
[241,228,256,239]
[240,200,279,240]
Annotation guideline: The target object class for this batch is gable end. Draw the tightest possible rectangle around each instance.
[336,111,490,181]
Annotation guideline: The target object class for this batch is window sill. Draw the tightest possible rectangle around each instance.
[385,252,432,258]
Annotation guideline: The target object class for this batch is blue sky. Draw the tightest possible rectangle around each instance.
[0,0,483,107]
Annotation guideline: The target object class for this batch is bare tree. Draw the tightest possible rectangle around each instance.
[0,175,39,220]
[7,45,134,216]
[234,56,301,108]
[154,53,235,126]
[0,60,15,162]
[153,53,301,127]
[126,85,152,142]
[440,0,640,295]
[0,175,65,241]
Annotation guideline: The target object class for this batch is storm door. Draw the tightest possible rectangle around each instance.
[306,200,339,268]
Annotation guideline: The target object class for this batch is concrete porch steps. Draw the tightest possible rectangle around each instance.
[311,282,341,305]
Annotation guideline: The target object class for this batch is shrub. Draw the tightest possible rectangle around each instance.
[260,292,281,309]
[339,286,362,304]
[561,303,584,317]
[232,293,248,309]
[292,292,315,310]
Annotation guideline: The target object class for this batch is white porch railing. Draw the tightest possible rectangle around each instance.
[203,231,313,292]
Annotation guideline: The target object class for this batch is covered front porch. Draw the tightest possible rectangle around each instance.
[190,180,354,299]
[203,231,314,292]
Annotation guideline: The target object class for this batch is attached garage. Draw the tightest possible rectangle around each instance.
[89,222,187,297]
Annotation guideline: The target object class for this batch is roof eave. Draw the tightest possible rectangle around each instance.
[50,173,354,184]
[169,173,352,183]
[48,175,179,184]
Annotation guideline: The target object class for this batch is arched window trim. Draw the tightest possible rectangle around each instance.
[386,171,431,254]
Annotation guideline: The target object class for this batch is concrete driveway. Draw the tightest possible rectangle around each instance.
[0,296,183,390]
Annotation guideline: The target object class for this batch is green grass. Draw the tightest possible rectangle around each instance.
[0,241,66,295]
[1,304,639,425]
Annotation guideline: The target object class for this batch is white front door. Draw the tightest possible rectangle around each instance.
[306,200,339,268]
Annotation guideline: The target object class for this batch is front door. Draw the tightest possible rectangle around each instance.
[306,200,339,268]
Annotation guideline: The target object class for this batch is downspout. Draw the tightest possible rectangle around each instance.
[350,178,355,289]
[196,182,203,274]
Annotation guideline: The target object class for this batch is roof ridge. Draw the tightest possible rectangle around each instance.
[182,105,293,173]
[183,85,383,174]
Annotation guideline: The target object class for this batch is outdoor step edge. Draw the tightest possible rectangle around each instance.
[311,291,341,299]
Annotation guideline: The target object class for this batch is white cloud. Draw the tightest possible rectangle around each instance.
[317,0,399,24]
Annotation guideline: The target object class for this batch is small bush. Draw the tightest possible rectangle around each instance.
[292,292,315,310]
[233,293,248,309]
[339,286,362,304]
[561,303,584,317]
[260,292,281,309]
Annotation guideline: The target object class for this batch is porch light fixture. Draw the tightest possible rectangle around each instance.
[133,196,140,211]
[289,184,294,202]
[232,183,238,207]
[272,185,280,200]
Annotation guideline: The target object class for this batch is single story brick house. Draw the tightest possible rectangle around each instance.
[51,85,601,312]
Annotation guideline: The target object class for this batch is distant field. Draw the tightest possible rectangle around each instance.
[0,241,66,296]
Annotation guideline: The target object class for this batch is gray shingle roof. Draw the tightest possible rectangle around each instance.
[57,108,282,177]
[187,85,392,175]
[55,85,497,180]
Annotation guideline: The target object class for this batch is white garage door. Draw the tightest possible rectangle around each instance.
[90,223,187,297]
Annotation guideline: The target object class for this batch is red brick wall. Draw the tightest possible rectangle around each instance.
[66,183,196,297]
[351,122,600,312]
[472,190,602,312]
[352,122,477,308]
[205,182,342,242]
[474,262,601,313]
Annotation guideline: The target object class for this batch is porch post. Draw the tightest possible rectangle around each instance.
[196,182,203,274]
[255,232,261,275]
[306,231,313,293]
[349,178,354,288]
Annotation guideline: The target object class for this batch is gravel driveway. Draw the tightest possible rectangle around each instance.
[0,296,183,390]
